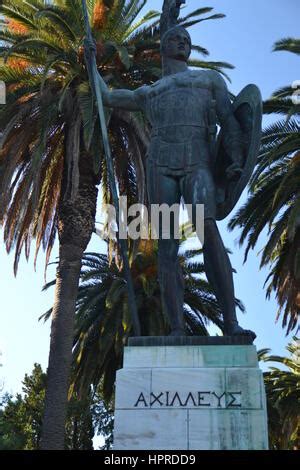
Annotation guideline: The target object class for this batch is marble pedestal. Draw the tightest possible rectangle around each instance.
[113,337,269,450]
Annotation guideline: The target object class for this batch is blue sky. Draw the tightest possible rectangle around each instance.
[0,0,299,394]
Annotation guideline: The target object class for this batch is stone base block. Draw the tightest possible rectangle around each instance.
[113,342,269,450]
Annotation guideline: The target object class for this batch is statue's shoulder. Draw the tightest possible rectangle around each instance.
[142,76,169,96]
[134,84,150,96]
[186,69,207,80]
[187,69,224,90]
[135,79,165,96]
[204,69,227,90]
[133,84,151,110]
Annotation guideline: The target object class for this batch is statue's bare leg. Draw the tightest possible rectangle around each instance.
[147,161,185,335]
[181,165,256,340]
[158,238,185,335]
[203,219,256,340]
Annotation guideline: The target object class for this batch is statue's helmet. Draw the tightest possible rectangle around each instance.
[160,25,192,60]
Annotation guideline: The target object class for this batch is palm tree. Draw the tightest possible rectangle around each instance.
[229,38,300,335]
[0,0,232,449]
[42,237,245,401]
[259,338,300,449]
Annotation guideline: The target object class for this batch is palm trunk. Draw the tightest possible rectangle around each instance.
[40,157,98,450]
[39,243,83,449]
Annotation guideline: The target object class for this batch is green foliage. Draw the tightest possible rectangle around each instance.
[229,37,300,334]
[273,38,300,56]
[0,364,46,449]
[0,0,156,273]
[91,394,114,450]
[260,338,300,449]
[64,393,93,450]
[0,363,112,449]
[0,394,28,450]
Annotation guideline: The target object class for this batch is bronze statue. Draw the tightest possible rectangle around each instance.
[85,0,262,341]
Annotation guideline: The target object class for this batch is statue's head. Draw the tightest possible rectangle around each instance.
[161,25,191,62]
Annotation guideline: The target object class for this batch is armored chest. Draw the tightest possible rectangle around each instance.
[145,71,214,169]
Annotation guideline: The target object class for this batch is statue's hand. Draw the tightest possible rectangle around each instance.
[226,162,243,181]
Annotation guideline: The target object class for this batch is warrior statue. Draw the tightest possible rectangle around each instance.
[85,1,262,341]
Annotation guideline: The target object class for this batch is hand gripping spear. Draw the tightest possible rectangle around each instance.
[81,0,141,336]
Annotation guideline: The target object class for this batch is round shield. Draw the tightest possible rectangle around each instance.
[215,84,262,220]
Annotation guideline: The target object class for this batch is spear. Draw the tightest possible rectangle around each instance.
[81,0,141,336]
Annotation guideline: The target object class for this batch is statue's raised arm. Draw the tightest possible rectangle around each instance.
[83,1,187,111]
